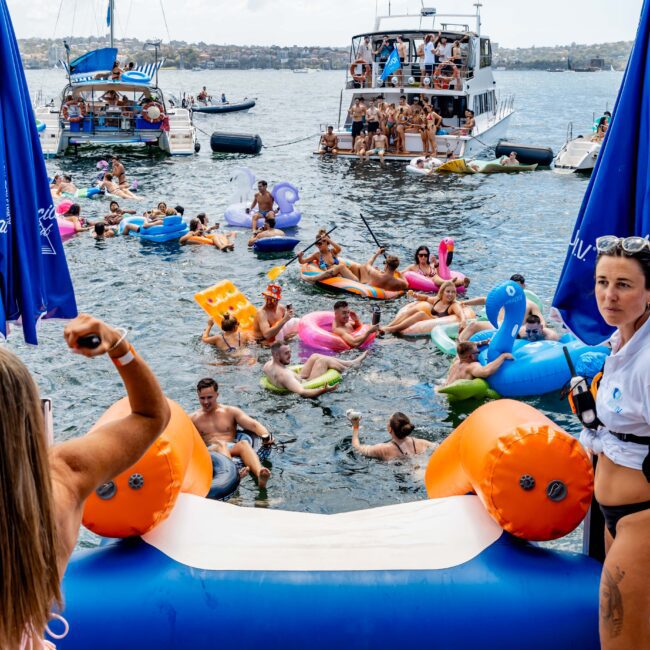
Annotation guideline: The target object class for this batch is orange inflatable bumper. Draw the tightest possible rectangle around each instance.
[425,399,594,541]
[82,398,212,538]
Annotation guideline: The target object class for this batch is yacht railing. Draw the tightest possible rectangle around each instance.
[346,60,474,90]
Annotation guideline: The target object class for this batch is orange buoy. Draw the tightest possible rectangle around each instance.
[82,398,212,538]
[424,399,594,541]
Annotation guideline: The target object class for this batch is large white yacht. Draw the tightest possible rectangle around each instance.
[316,3,514,161]
[35,1,197,157]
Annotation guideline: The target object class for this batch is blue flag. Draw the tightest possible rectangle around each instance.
[106,1,111,27]
[380,45,401,81]
[552,0,650,345]
[0,0,77,343]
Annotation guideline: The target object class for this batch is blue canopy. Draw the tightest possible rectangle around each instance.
[552,0,650,345]
[0,0,77,343]
[70,47,118,76]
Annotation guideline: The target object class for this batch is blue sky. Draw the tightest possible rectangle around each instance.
[6,0,643,48]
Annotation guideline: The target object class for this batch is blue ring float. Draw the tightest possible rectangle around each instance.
[121,70,151,84]
[118,215,189,243]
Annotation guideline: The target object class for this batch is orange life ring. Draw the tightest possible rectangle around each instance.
[349,59,371,83]
[62,100,86,123]
[142,101,165,123]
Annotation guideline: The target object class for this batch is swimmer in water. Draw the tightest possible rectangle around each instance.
[202,314,255,357]
[441,340,512,387]
[190,378,271,488]
[347,411,438,459]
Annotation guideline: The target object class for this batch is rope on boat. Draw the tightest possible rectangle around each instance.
[263,133,322,149]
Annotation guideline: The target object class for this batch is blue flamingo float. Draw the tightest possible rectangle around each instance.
[473,281,609,398]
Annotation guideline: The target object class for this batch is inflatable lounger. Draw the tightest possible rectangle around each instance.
[436,158,537,174]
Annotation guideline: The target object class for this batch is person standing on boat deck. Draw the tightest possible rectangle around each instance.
[373,35,393,78]
[347,411,438,460]
[252,284,298,346]
[357,35,373,87]
[365,100,380,148]
[263,343,367,398]
[110,60,123,80]
[396,35,408,85]
[331,300,379,349]
[575,237,650,649]
[221,93,227,103]
[320,126,339,154]
[395,96,411,153]
[247,180,277,231]
[348,97,366,147]
[111,155,128,189]
[190,378,271,488]
[423,34,436,79]
[0,314,170,650]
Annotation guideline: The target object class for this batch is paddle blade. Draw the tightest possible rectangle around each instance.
[267,264,286,281]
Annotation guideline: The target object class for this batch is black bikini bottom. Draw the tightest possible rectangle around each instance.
[599,500,650,538]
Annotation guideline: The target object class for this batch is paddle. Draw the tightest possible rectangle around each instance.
[266,226,338,281]
[359,212,387,259]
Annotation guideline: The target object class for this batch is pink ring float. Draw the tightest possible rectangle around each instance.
[405,237,466,293]
[298,311,376,352]
[57,217,76,241]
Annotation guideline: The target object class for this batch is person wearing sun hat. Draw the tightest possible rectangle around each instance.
[253,283,299,345]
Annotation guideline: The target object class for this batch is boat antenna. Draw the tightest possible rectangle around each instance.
[144,40,162,86]
[473,2,482,33]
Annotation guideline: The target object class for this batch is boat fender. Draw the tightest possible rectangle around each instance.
[210,132,263,155]
[207,452,240,500]
[424,399,594,541]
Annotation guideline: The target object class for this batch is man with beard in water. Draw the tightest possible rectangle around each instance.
[190,378,271,487]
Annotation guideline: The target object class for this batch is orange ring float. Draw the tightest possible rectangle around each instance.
[142,101,165,123]
[62,100,86,123]
[349,59,371,83]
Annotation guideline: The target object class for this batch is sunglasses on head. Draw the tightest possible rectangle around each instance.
[596,236,650,255]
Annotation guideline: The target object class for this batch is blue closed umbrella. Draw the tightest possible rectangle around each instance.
[0,0,76,344]
[552,0,650,345]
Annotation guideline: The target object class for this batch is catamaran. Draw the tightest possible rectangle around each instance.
[35,0,197,157]
[315,3,514,161]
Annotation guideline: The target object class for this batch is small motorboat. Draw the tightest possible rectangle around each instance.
[553,135,601,174]
[191,98,256,114]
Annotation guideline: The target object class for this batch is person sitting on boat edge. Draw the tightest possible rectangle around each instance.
[441,340,512,387]
[320,125,339,154]
[190,378,271,488]
[248,217,285,247]
[202,314,255,358]
[347,410,438,460]
[451,109,475,136]
[369,130,389,163]
[0,314,170,650]
[500,151,520,167]
[246,180,277,230]
[263,343,367,398]
[380,282,466,335]
[252,284,298,346]
[331,300,380,349]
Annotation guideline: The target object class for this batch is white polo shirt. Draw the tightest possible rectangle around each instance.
[580,315,650,470]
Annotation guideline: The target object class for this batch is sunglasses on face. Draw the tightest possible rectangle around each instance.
[418,253,429,258]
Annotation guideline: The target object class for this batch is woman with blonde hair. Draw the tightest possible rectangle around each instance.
[0,314,169,648]
[380,280,467,335]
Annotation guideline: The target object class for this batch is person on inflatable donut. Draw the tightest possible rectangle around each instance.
[190,378,271,488]
[347,411,438,460]
[263,343,367,398]
[331,300,380,349]
[380,282,466,336]
[248,217,285,247]
[246,180,277,231]
[459,274,546,342]
[403,245,438,277]
[252,284,298,346]
[576,236,650,648]
[0,314,170,650]
[441,340,512,388]
[103,201,136,226]
[59,203,90,233]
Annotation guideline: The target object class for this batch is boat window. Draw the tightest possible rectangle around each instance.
[480,38,492,68]
[473,92,488,115]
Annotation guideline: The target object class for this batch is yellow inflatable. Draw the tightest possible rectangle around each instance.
[82,398,212,538]
[424,399,594,541]
[194,280,257,331]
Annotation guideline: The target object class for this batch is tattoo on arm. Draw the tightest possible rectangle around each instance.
[601,565,625,638]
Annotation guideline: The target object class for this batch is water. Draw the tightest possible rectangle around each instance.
[19,69,622,550]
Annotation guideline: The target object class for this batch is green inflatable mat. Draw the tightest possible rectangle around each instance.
[437,378,500,403]
[260,365,342,395]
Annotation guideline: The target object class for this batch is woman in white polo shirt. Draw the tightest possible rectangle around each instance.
[580,235,650,649]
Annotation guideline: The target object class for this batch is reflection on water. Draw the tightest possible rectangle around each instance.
[20,69,621,551]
